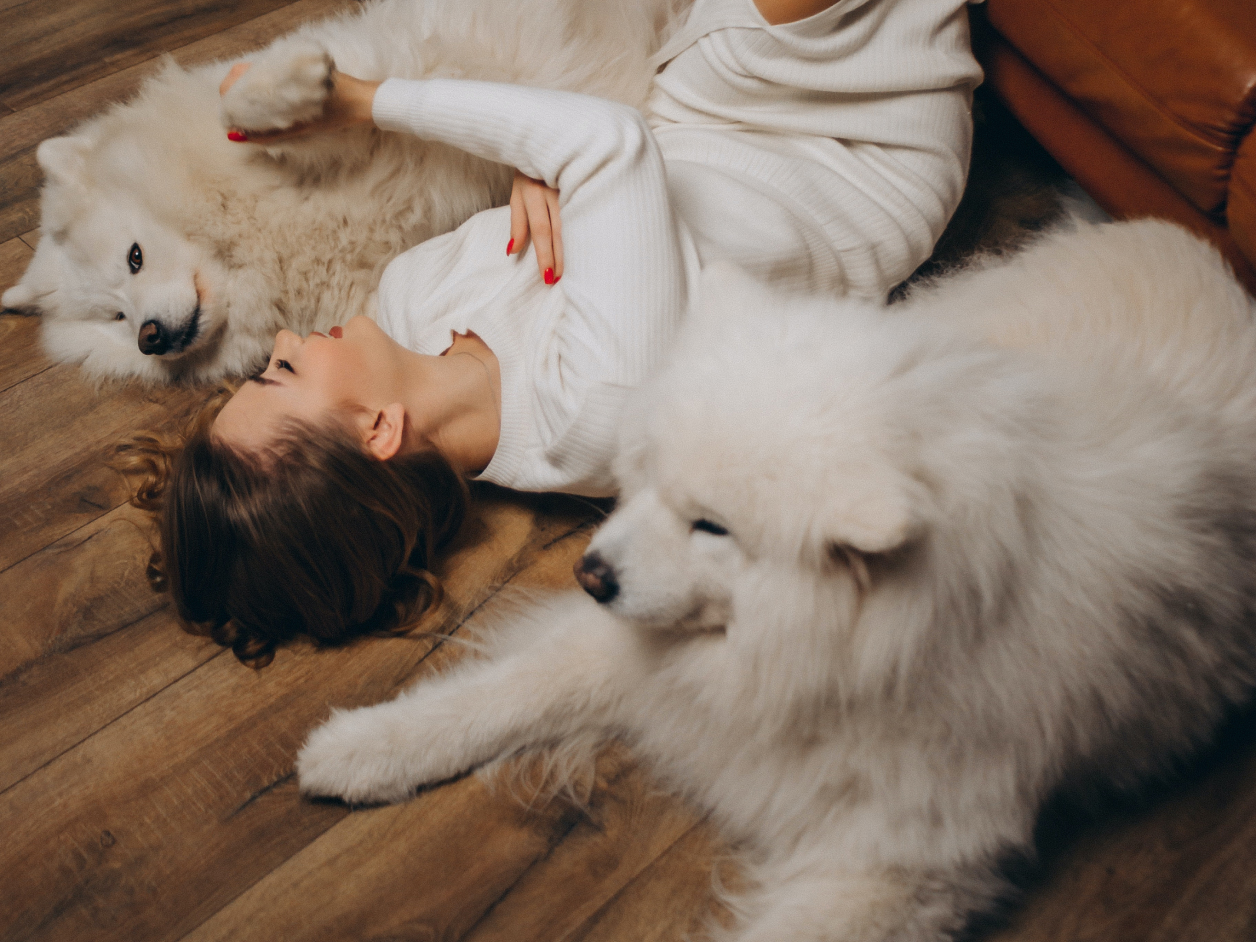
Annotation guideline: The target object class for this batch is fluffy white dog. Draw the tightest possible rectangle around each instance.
[297,219,1256,941]
[1,0,680,383]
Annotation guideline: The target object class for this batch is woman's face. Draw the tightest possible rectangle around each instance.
[215,316,400,451]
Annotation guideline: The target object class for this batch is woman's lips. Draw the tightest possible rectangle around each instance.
[330,325,343,339]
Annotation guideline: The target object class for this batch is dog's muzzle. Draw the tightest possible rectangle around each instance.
[139,307,201,356]
[574,552,619,604]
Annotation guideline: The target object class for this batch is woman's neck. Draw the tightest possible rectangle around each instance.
[397,331,501,475]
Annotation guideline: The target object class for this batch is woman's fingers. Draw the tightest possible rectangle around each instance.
[509,173,530,258]
[508,171,563,284]
[546,184,563,282]
[523,181,556,282]
[220,62,251,97]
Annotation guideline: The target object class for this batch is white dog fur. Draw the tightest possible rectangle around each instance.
[297,219,1256,941]
[2,0,683,383]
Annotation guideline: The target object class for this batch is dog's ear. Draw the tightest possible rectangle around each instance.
[820,464,917,556]
[36,136,92,187]
[2,237,63,314]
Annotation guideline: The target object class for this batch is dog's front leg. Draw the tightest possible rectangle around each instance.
[297,594,637,805]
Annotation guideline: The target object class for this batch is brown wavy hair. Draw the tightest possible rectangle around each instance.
[118,388,469,668]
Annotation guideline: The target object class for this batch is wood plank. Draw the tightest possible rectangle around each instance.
[182,771,586,942]
[179,747,661,942]
[572,824,733,942]
[0,503,174,682]
[0,0,358,245]
[0,0,297,111]
[989,714,1256,942]
[0,366,205,573]
[0,150,41,249]
[0,492,596,942]
[463,747,701,942]
[0,235,47,392]
[0,607,218,793]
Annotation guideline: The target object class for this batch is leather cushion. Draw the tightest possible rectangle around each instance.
[986,0,1256,218]
[1232,135,1256,274]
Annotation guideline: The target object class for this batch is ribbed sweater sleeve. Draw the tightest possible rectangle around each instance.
[371,78,692,494]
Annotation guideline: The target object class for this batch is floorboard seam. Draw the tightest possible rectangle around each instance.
[0,360,56,398]
[0,491,132,577]
[0,643,225,798]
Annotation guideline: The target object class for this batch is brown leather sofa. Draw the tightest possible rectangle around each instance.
[973,0,1256,293]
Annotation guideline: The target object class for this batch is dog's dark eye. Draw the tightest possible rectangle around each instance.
[692,519,729,536]
[114,312,125,321]
[127,243,143,274]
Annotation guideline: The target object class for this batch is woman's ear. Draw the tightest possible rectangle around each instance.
[363,402,406,460]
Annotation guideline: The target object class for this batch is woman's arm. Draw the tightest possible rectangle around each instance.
[223,66,564,282]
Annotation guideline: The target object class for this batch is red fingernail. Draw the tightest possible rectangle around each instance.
[543,268,556,285]
[507,238,515,255]
[227,131,249,143]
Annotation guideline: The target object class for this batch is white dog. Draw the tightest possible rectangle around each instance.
[1,0,681,383]
[297,219,1256,941]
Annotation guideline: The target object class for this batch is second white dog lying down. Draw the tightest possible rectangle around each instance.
[2,0,678,383]
[298,219,1256,942]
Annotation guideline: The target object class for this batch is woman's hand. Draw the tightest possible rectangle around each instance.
[220,63,381,144]
[508,170,563,285]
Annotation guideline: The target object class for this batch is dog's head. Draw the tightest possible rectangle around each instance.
[576,266,935,639]
[2,63,264,383]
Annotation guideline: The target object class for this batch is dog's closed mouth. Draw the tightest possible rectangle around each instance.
[167,305,201,355]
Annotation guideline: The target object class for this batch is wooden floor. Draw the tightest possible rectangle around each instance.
[2,2,1255,940]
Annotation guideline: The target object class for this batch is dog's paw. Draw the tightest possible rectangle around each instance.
[296,704,424,805]
[220,42,334,133]
[295,695,481,805]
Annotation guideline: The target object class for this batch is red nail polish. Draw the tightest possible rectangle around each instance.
[507,238,515,255]
[544,268,555,285]
[227,131,249,143]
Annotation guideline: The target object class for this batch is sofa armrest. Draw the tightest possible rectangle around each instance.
[986,0,1256,219]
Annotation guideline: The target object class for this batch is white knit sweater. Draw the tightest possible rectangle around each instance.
[649,0,982,296]
[373,79,697,497]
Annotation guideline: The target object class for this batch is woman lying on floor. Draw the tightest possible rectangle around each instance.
[126,0,982,666]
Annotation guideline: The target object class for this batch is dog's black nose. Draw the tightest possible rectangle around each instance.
[138,320,170,355]
[574,552,619,604]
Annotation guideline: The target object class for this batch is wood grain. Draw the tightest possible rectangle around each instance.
[0,503,174,680]
[0,367,205,573]
[0,233,46,392]
[181,766,587,942]
[179,746,674,942]
[0,606,217,794]
[462,746,702,942]
[0,0,296,111]
[989,714,1256,942]
[0,492,597,942]
[573,824,734,942]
